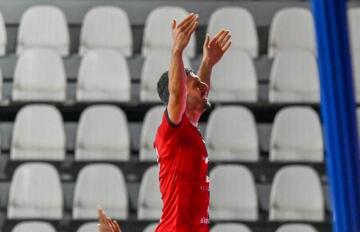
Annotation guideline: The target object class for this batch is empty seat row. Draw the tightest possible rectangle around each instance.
[2,49,325,103]
[5,104,323,162]
[7,163,324,222]
[0,5,359,57]
[11,221,319,232]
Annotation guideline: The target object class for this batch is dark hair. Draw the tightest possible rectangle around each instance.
[157,68,194,104]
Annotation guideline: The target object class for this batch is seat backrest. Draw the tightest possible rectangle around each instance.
[77,49,130,102]
[12,222,56,232]
[211,223,252,232]
[76,105,129,161]
[143,223,158,232]
[73,164,128,219]
[270,165,324,221]
[80,6,132,57]
[208,7,258,58]
[8,163,63,219]
[140,106,165,161]
[349,8,360,51]
[13,49,66,101]
[0,11,7,56]
[142,6,195,58]
[205,106,258,161]
[210,51,257,102]
[11,104,65,161]
[270,107,323,162]
[269,50,319,103]
[268,7,315,58]
[210,165,258,220]
[276,224,318,232]
[138,165,162,220]
[17,5,69,56]
[77,222,98,232]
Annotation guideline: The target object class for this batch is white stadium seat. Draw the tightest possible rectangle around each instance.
[73,164,128,219]
[208,7,258,58]
[352,50,360,102]
[270,107,323,162]
[138,165,162,220]
[80,6,132,57]
[269,50,319,103]
[211,223,252,232]
[140,106,165,161]
[0,11,7,56]
[12,49,66,101]
[268,8,316,58]
[276,224,318,232]
[143,223,158,232]
[12,222,56,232]
[142,6,195,58]
[11,104,65,161]
[140,50,192,102]
[209,51,257,102]
[8,163,63,219]
[0,65,3,101]
[76,49,131,102]
[210,165,258,220]
[349,8,360,52]
[77,222,98,232]
[76,105,130,161]
[17,5,70,56]
[270,166,324,221]
[205,106,259,161]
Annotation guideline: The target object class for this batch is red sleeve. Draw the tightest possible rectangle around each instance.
[154,109,184,159]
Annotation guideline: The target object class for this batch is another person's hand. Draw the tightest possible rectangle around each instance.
[172,13,199,53]
[203,30,232,66]
[98,208,122,232]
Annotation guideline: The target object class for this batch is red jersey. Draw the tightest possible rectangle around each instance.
[154,110,210,232]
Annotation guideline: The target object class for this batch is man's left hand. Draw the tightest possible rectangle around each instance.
[203,29,232,66]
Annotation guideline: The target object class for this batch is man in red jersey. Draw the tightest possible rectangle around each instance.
[153,13,231,232]
[97,13,231,232]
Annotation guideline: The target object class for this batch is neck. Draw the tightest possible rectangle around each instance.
[185,108,202,126]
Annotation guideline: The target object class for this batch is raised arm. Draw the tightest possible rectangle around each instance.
[167,13,198,125]
[197,30,232,88]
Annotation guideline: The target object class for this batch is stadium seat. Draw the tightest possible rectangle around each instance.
[77,222,98,232]
[268,8,316,58]
[269,50,319,103]
[270,166,324,221]
[205,106,259,161]
[209,51,257,102]
[138,165,161,220]
[0,11,6,56]
[79,6,132,57]
[12,222,56,232]
[210,165,258,220]
[211,223,252,232]
[17,5,69,56]
[0,65,3,101]
[12,49,66,101]
[270,107,323,162]
[75,105,130,161]
[349,8,360,52]
[140,106,165,161]
[11,104,65,161]
[352,50,360,102]
[8,163,63,219]
[140,50,191,102]
[207,7,258,58]
[276,224,318,232]
[73,164,128,219]
[142,6,195,58]
[143,223,158,232]
[76,49,131,102]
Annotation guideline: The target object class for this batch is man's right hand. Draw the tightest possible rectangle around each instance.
[171,13,198,53]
